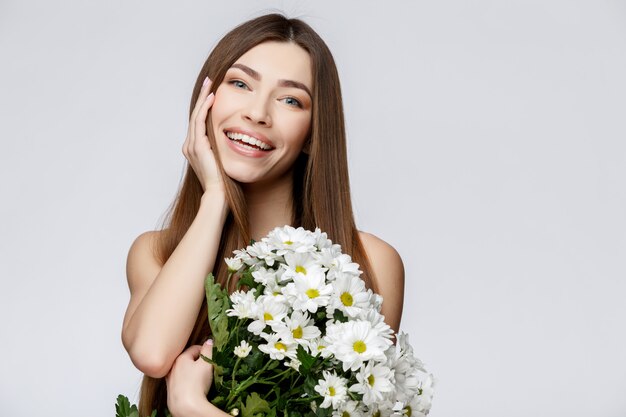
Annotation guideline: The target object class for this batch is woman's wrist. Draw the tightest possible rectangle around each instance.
[200,188,229,218]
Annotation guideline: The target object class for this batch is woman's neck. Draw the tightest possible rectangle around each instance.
[242,172,294,242]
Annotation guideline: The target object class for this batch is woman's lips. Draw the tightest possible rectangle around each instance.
[224,131,274,158]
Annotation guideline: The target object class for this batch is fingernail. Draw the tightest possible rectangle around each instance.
[205,92,214,101]
[202,76,209,87]
[204,338,213,345]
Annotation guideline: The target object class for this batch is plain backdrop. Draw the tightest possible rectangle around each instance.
[1,0,625,416]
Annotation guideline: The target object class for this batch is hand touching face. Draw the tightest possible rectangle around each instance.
[210,41,313,186]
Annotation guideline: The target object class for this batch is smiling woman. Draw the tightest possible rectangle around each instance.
[121,12,405,417]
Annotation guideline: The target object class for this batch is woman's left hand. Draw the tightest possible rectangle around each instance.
[165,339,214,417]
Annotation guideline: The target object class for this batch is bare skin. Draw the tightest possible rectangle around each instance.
[122,41,405,416]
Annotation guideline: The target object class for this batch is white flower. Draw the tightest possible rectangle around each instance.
[226,289,257,319]
[262,278,287,304]
[273,310,321,347]
[258,332,297,360]
[281,251,326,282]
[314,370,348,409]
[282,273,333,313]
[247,296,288,335]
[265,225,317,255]
[324,320,392,372]
[398,373,435,417]
[285,357,301,371]
[312,227,333,250]
[233,340,252,358]
[332,400,364,417]
[225,256,243,272]
[246,241,281,267]
[358,308,394,341]
[309,337,332,358]
[251,267,278,286]
[327,275,371,318]
[349,361,394,405]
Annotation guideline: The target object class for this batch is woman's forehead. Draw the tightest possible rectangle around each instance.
[231,41,313,90]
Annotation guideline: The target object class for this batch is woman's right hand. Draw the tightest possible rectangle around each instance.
[183,77,224,194]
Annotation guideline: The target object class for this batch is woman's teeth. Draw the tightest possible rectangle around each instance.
[226,131,272,151]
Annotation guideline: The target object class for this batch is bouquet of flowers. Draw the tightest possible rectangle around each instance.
[203,226,434,416]
[116,225,434,417]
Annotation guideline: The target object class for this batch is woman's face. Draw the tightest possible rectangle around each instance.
[210,41,313,186]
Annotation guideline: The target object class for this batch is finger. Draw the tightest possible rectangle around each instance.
[190,77,213,126]
[193,92,215,148]
[187,78,212,154]
[179,344,202,361]
[198,338,213,364]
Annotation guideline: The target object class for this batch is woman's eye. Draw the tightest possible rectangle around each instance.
[282,97,303,108]
[229,80,249,89]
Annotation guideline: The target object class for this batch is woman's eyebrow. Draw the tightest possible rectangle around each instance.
[230,63,312,99]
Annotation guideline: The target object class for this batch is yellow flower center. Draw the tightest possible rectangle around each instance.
[406,406,412,417]
[373,412,381,417]
[274,342,287,351]
[367,374,375,386]
[306,288,319,299]
[353,340,367,354]
[263,312,273,321]
[328,386,336,396]
[292,326,303,339]
[342,412,350,417]
[284,240,293,245]
[340,292,353,306]
[317,345,326,351]
[295,265,307,274]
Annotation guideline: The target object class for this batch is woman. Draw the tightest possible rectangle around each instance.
[121,13,405,417]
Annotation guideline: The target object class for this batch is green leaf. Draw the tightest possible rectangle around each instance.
[205,273,230,350]
[241,392,270,417]
[115,395,138,417]
[296,345,316,374]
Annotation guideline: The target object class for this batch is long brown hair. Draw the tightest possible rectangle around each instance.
[138,12,378,416]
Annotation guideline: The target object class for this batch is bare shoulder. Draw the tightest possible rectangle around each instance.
[358,231,404,271]
[358,231,405,333]
[126,230,163,293]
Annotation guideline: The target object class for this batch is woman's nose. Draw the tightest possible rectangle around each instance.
[242,95,272,126]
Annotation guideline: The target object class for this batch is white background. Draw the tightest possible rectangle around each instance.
[1,1,625,416]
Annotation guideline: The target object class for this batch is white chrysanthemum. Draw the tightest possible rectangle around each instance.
[258,332,297,360]
[281,252,326,282]
[246,241,281,267]
[399,373,435,417]
[327,275,371,318]
[226,289,257,319]
[225,256,244,272]
[252,267,278,286]
[308,337,332,358]
[358,308,394,341]
[332,400,364,417]
[265,225,317,255]
[312,227,333,250]
[247,296,288,335]
[314,370,348,409]
[285,357,301,371]
[349,361,394,405]
[385,332,427,403]
[326,252,362,282]
[262,278,287,304]
[282,273,333,313]
[273,310,321,347]
[365,399,395,417]
[233,340,252,358]
[324,320,392,372]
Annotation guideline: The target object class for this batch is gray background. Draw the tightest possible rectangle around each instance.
[1,0,625,416]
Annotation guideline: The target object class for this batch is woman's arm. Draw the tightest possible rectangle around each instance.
[122,77,229,378]
[122,191,229,378]
[359,231,405,335]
